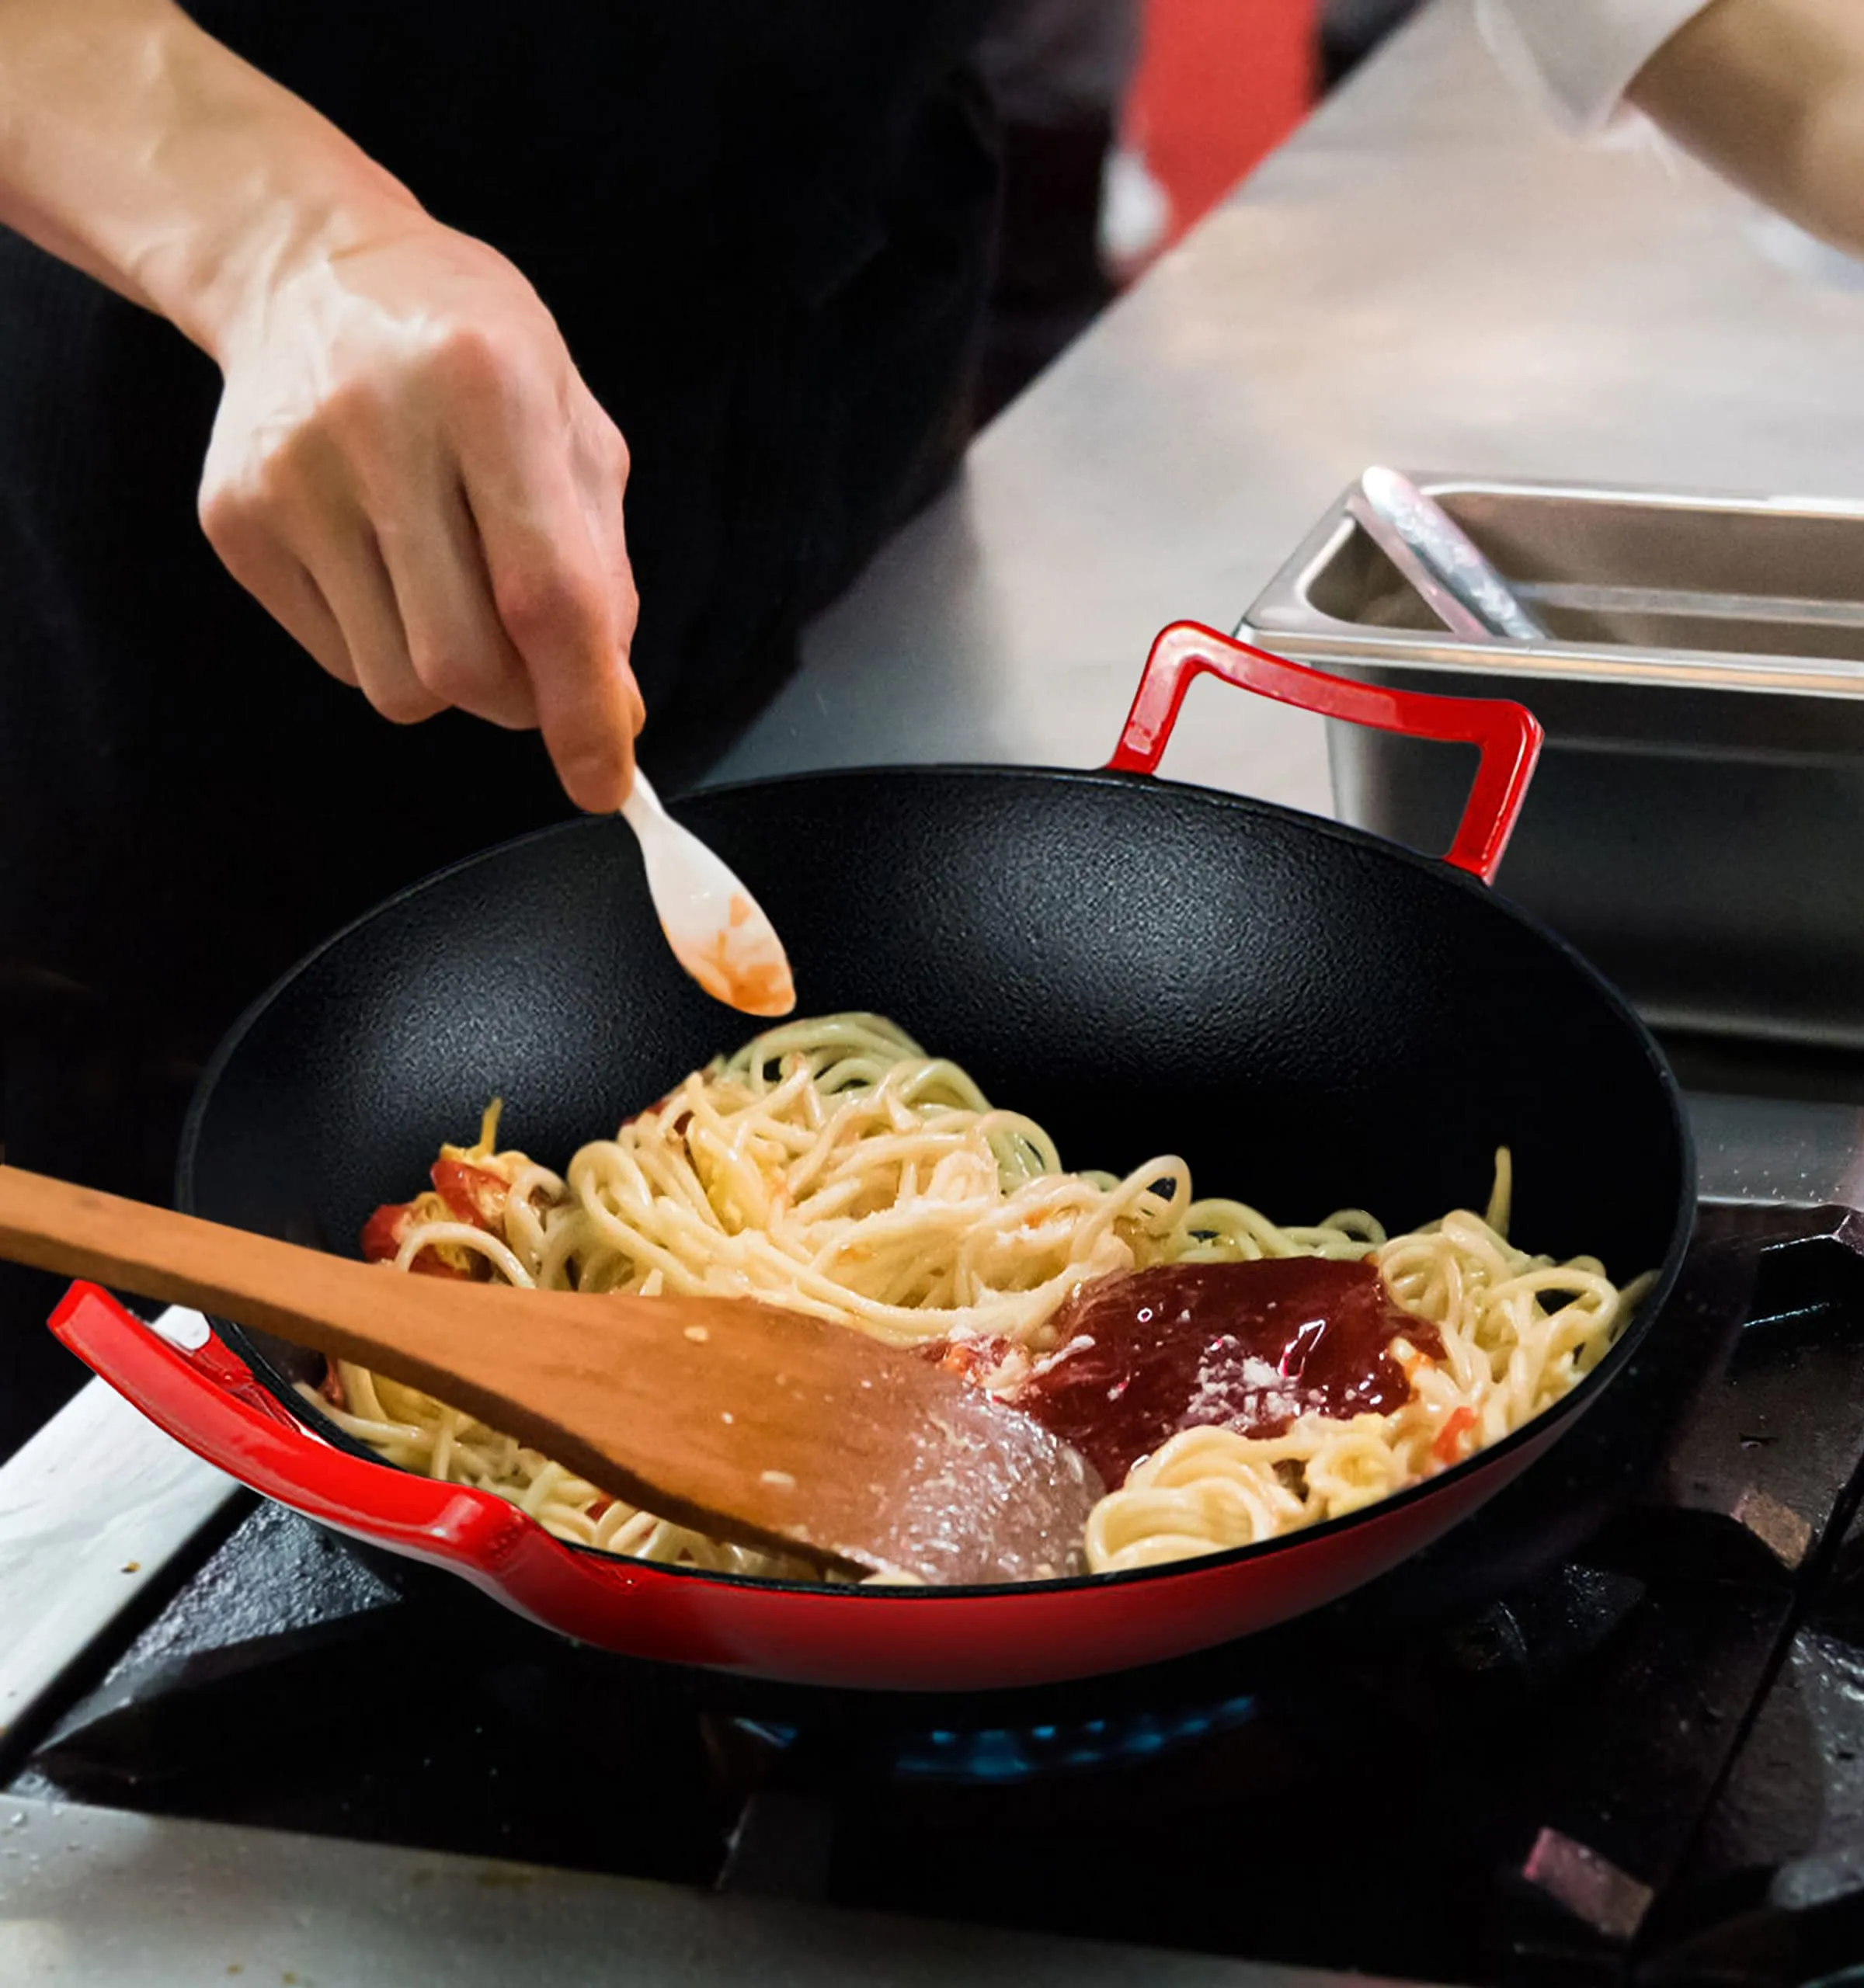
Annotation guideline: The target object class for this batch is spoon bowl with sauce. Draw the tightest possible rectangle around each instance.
[621,770,795,1018]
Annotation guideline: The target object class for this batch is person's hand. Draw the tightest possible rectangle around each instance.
[197,214,643,812]
[0,0,641,805]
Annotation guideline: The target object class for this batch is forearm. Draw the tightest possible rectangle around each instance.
[0,0,421,356]
[1629,0,1864,256]
[0,0,641,811]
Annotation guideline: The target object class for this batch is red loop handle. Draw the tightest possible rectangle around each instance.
[46,1281,655,1610]
[48,1283,746,1662]
[1106,620,1543,885]
[50,1282,532,1553]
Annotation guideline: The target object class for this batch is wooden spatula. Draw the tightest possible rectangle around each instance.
[0,1166,1104,1584]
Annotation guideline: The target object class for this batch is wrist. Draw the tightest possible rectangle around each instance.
[2,2,428,363]
[138,123,426,363]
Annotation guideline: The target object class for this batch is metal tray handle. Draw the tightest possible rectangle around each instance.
[1108,620,1545,884]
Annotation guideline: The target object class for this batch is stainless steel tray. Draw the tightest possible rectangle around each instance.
[1240,476,1864,1048]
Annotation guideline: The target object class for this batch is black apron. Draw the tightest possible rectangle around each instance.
[0,2,996,1441]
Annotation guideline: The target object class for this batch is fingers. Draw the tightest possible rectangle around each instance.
[477,493,638,812]
[205,471,443,724]
[200,488,358,690]
[318,385,541,732]
[569,398,645,736]
[203,431,538,735]
[462,393,642,813]
[309,520,447,725]
[375,478,538,732]
[206,446,631,770]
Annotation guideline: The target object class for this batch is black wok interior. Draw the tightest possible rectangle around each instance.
[179,767,1692,1465]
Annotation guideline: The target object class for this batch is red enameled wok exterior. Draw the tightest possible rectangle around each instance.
[50,623,1695,1691]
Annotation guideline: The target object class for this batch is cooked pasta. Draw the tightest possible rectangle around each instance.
[304,1013,1643,1581]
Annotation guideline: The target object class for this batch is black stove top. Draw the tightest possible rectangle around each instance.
[13,1198,1864,1986]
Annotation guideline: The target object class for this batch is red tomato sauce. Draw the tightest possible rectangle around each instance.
[1003,1258,1441,1485]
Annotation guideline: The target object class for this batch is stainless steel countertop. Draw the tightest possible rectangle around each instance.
[14,1,1864,1974]
[710,0,1864,818]
[0,1793,1384,1988]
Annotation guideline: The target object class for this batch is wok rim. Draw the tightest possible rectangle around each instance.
[176,760,1698,1605]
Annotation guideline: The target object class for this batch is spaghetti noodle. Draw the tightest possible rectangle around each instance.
[305,1013,1643,1581]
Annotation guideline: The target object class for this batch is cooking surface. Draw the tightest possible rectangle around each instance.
[12,1,1864,1981]
[9,1094,1864,1988]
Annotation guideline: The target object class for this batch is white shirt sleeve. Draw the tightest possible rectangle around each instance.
[1475,0,1719,133]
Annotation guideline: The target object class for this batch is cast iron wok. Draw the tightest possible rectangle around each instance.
[54,624,1695,1690]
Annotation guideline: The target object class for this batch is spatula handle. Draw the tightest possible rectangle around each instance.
[0,1163,379,1358]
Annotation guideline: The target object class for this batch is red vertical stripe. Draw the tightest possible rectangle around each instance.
[1125,0,1318,244]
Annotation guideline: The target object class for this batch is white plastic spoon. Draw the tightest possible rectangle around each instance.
[620,770,796,1017]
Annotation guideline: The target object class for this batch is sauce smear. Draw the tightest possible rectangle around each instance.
[1011,1259,1440,1485]
[666,912,796,1019]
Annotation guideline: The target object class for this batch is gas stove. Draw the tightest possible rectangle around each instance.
[6,1071,1864,1988]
